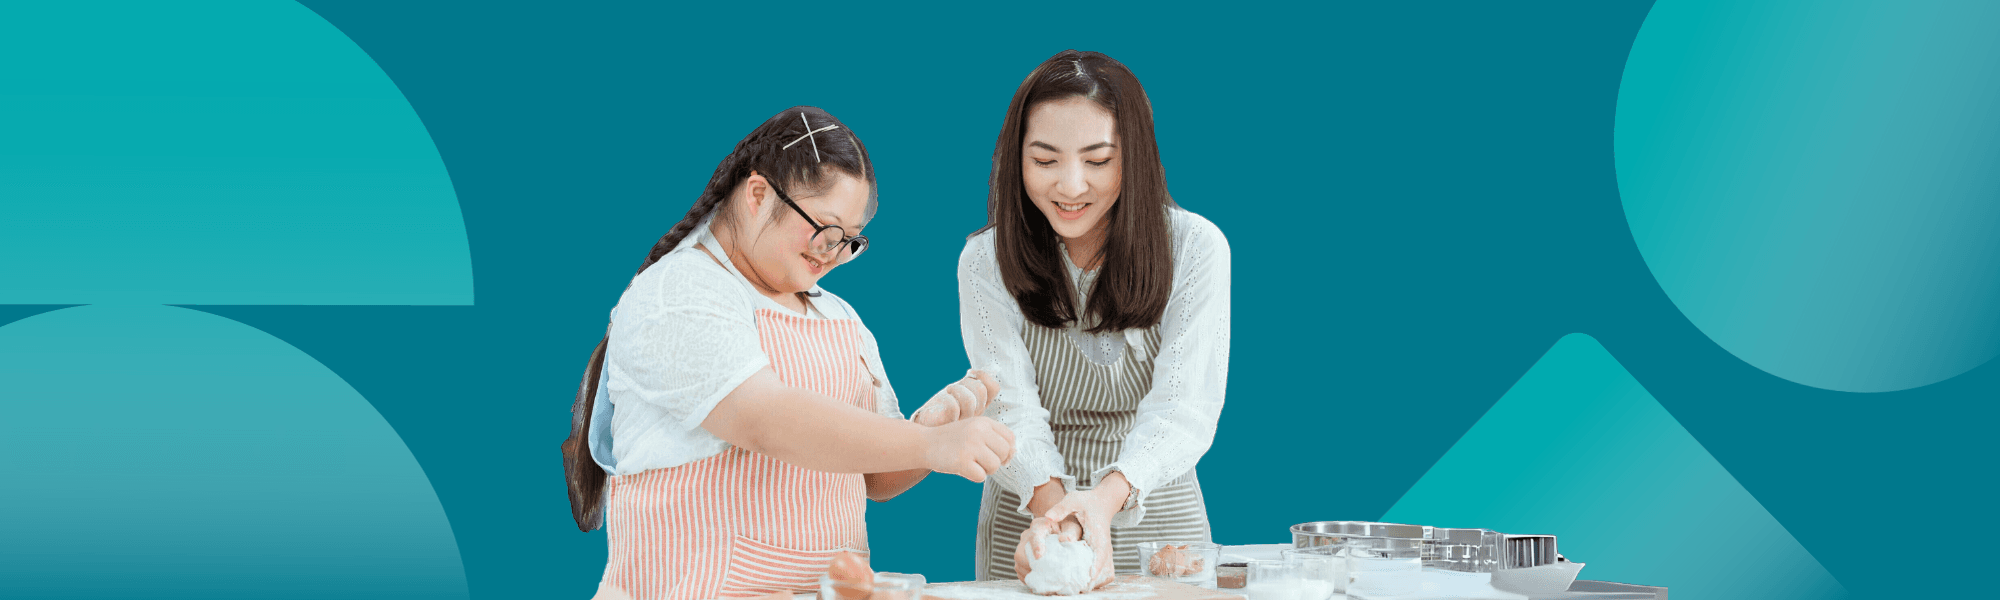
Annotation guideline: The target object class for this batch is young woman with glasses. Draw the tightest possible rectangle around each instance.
[561,106,1017,600]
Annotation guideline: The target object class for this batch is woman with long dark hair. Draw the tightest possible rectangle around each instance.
[561,106,1016,600]
[960,51,1232,584]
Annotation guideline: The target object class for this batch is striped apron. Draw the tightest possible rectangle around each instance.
[599,308,875,600]
[974,322,1212,580]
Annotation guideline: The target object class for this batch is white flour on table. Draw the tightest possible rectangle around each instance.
[926,580,1160,600]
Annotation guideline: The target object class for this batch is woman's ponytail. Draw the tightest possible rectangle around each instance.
[560,152,745,532]
[561,336,611,531]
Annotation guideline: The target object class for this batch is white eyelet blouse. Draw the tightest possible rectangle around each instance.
[958,207,1231,527]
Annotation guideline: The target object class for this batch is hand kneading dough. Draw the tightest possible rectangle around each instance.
[1023,535,1095,596]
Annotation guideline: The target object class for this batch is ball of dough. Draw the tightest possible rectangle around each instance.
[1023,535,1094,596]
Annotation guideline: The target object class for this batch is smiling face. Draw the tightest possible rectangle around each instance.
[1022,97,1122,248]
[733,171,871,295]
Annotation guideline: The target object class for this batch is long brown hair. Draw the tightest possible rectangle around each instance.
[984,50,1176,333]
[562,106,875,531]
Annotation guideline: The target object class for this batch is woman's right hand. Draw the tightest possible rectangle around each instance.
[920,416,1014,482]
[1013,515,1085,580]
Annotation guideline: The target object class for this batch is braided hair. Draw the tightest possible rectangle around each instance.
[562,106,875,531]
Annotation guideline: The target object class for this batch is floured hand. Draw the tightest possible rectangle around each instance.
[911,370,999,427]
[921,416,1015,482]
[1040,484,1126,591]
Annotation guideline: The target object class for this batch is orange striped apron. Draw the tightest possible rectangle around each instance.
[600,308,875,600]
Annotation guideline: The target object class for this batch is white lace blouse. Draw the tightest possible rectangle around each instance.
[958,207,1231,526]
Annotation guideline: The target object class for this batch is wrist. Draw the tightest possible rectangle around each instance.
[1090,487,1127,515]
[1028,477,1066,514]
[910,421,944,472]
[1094,473,1133,514]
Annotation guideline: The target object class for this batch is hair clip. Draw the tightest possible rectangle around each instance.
[781,111,842,162]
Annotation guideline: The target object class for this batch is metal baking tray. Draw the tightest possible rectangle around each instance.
[1290,521,1428,549]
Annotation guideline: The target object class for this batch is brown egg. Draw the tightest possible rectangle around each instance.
[1147,545,1203,577]
[827,550,874,600]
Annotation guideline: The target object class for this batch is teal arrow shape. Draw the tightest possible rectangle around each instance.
[1383,334,1844,599]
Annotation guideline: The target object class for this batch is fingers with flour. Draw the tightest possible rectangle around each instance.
[911,370,1000,427]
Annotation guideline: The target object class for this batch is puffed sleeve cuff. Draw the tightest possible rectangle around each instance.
[1092,459,1161,529]
[997,445,1074,517]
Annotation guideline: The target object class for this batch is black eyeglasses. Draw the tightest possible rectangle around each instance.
[769,181,868,263]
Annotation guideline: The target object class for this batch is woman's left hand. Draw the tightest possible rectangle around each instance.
[1040,473,1132,591]
[911,370,999,427]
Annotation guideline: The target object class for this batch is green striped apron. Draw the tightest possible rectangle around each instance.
[973,320,1213,580]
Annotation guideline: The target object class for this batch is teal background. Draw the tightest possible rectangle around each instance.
[3,1,1996,599]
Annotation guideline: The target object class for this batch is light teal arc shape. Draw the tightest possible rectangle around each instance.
[0,0,471,305]
[1614,0,2000,393]
[0,304,468,599]
[1383,334,1844,599]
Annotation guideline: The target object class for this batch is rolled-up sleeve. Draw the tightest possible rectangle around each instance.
[1094,214,1231,528]
[959,234,1074,515]
[607,260,769,434]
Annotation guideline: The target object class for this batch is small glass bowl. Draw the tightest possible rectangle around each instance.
[1281,547,1344,600]
[1243,559,1303,600]
[1136,541,1220,589]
